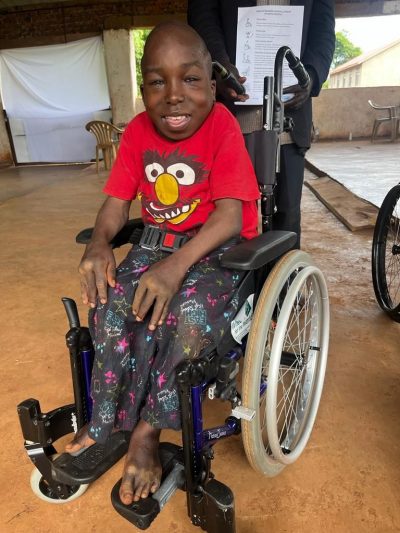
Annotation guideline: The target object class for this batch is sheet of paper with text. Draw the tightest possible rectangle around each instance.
[235,6,304,105]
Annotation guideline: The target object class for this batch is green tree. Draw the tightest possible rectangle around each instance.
[332,31,362,68]
[133,28,152,96]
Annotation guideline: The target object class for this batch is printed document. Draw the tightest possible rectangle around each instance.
[235,6,304,105]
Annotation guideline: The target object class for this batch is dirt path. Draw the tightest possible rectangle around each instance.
[1,166,399,533]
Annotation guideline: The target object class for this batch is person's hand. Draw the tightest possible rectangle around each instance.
[216,61,249,103]
[132,256,186,331]
[78,240,116,307]
[283,70,314,110]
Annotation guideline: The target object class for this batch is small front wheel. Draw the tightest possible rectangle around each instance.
[30,467,89,504]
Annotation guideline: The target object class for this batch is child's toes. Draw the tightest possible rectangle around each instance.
[119,478,134,505]
[150,480,160,494]
[134,483,145,502]
[140,484,151,499]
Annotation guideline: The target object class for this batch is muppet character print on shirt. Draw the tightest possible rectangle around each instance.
[138,149,210,229]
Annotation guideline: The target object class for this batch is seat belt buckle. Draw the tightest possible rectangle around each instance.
[139,225,162,250]
[159,231,189,252]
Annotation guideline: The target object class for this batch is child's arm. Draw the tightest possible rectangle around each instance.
[133,198,242,330]
[79,196,131,307]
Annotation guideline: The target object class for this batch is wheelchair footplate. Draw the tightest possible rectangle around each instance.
[51,431,131,485]
[111,442,185,530]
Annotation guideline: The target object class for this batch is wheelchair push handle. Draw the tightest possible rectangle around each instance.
[284,48,310,88]
[274,46,310,95]
[212,61,246,96]
[62,297,81,329]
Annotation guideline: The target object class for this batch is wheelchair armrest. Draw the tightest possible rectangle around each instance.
[75,218,144,249]
[220,231,297,270]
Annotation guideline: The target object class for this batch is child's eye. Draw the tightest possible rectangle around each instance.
[185,77,199,83]
[149,79,164,87]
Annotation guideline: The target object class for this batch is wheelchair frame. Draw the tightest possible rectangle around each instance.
[17,48,329,532]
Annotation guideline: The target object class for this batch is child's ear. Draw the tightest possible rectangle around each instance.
[211,79,216,100]
[140,84,144,98]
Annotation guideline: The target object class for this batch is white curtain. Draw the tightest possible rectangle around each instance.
[0,36,111,162]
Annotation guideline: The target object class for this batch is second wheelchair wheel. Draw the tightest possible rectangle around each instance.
[372,184,400,322]
[241,250,329,476]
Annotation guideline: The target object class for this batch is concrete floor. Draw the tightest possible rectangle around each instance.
[1,158,399,533]
[307,139,400,208]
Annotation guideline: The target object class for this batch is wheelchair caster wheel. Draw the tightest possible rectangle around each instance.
[30,467,89,503]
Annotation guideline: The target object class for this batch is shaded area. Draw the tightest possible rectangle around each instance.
[0,164,91,204]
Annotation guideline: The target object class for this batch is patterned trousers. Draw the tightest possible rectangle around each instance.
[87,239,244,443]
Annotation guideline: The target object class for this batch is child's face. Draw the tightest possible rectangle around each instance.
[141,35,216,141]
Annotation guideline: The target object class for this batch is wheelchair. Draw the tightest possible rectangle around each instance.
[372,182,400,322]
[17,47,330,532]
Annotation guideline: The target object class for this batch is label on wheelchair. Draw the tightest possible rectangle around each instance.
[231,294,254,343]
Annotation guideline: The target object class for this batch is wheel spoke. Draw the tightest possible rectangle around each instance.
[242,251,329,473]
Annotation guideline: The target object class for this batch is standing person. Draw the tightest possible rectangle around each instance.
[188,0,335,248]
[65,21,260,506]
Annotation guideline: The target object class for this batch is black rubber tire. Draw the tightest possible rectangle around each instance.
[372,184,400,322]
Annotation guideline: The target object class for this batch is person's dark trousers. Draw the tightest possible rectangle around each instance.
[273,143,306,250]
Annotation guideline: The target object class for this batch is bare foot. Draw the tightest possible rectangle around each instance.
[65,424,96,454]
[119,419,162,505]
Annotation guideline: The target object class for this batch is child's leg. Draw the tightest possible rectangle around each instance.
[119,239,245,502]
[119,419,162,504]
[66,247,164,452]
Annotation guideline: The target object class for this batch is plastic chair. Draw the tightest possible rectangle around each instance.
[85,121,124,172]
[368,100,400,142]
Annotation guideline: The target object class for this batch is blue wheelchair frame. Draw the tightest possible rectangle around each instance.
[17,47,308,532]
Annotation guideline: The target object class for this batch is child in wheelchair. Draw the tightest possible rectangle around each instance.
[65,21,260,506]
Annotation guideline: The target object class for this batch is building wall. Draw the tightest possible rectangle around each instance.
[313,86,400,140]
[329,65,362,88]
[0,1,186,164]
[0,1,187,49]
[361,41,400,86]
[329,41,400,88]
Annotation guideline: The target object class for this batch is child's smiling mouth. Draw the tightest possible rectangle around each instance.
[163,115,191,129]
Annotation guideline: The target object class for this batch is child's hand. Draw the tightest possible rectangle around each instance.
[78,240,116,307]
[132,256,186,330]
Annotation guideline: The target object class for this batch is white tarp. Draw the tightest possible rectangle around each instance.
[0,36,111,162]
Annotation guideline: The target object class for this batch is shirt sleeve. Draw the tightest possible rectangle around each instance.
[209,107,260,202]
[102,119,142,200]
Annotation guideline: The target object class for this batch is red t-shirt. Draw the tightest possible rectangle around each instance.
[104,103,260,239]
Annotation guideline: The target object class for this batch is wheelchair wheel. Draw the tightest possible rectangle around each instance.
[241,250,329,476]
[372,184,400,322]
[30,466,88,503]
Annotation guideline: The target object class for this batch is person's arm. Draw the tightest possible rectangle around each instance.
[302,0,336,96]
[188,0,248,103]
[284,0,335,110]
[132,198,242,330]
[187,0,230,65]
[79,196,131,307]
